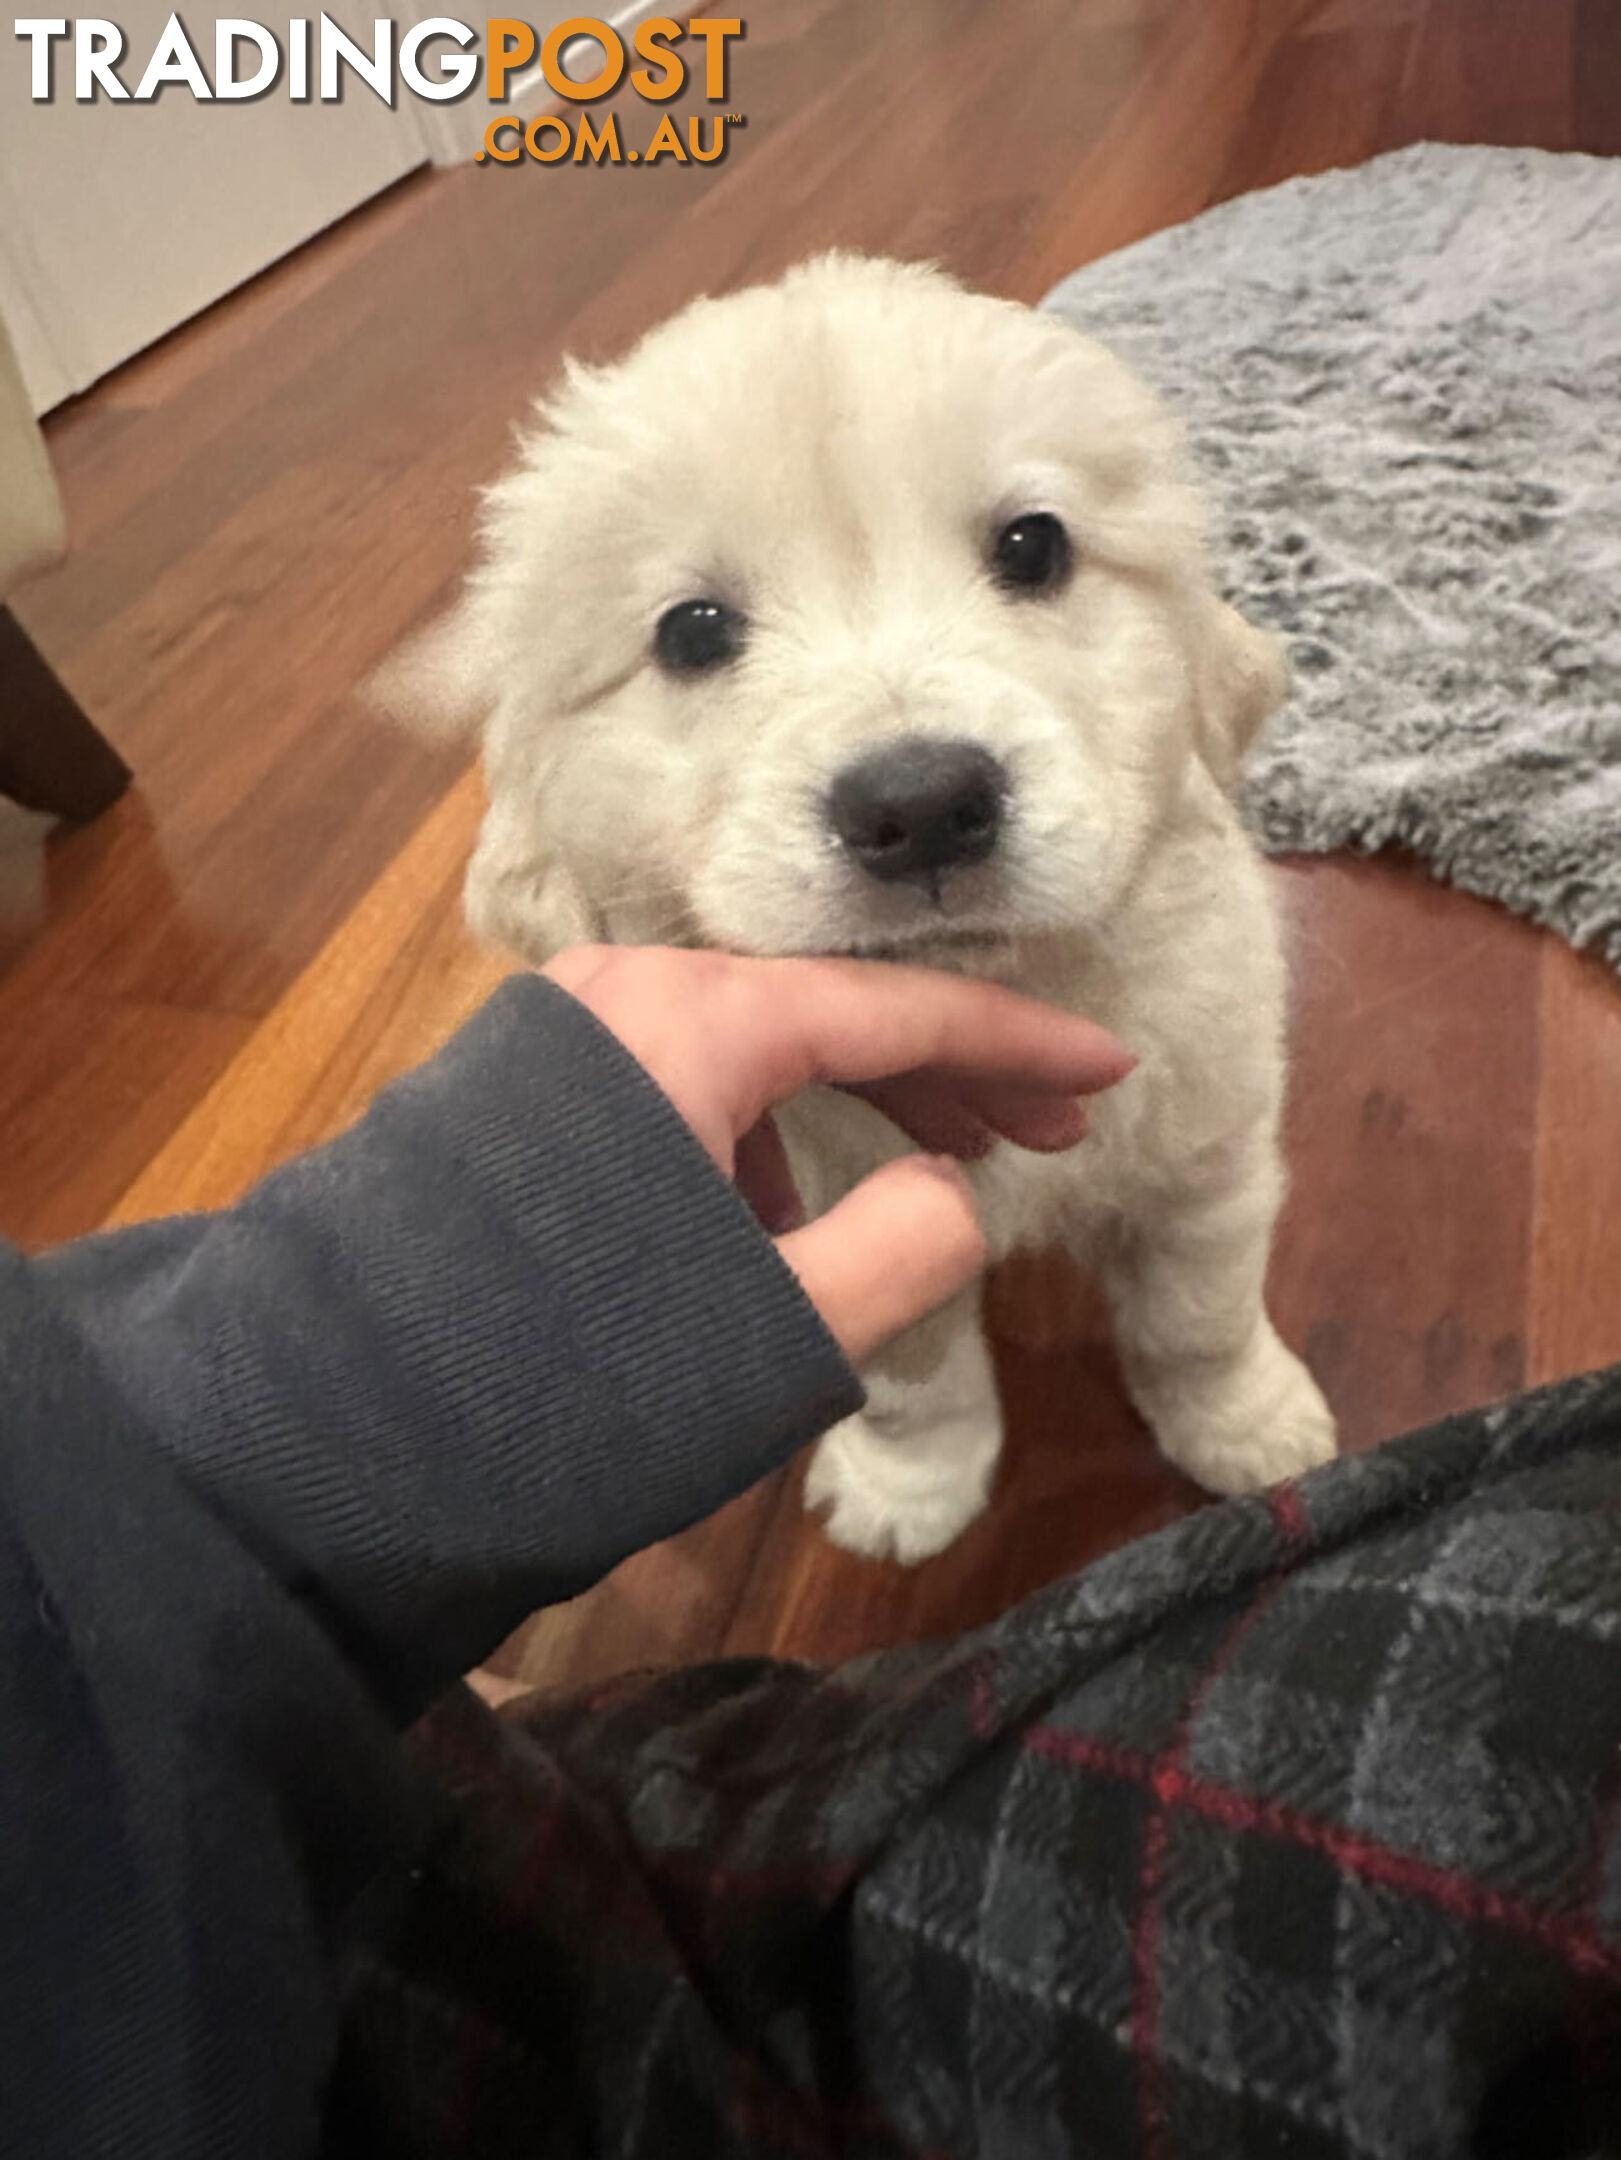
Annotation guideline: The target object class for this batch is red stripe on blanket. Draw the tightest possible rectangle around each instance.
[1026,1726,1621,1985]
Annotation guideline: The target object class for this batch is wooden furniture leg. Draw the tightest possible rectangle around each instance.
[0,606,130,820]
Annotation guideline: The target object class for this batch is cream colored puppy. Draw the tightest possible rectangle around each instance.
[382,254,1337,1563]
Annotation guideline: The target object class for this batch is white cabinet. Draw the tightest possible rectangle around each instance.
[1,4,429,411]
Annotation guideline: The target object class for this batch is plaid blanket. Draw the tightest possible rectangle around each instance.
[331,1371,1621,2159]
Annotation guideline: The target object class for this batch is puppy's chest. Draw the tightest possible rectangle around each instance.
[968,1124,1134,1262]
[779,1064,1167,1265]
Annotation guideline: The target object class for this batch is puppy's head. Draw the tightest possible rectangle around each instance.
[378,256,1284,967]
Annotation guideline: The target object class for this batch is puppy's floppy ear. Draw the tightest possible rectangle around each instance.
[1188,596,1289,792]
[365,600,494,743]
[463,795,607,963]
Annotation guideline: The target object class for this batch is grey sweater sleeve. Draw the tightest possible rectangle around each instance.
[32,972,861,1716]
[0,973,861,2160]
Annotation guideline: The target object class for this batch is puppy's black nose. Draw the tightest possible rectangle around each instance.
[828,737,1007,889]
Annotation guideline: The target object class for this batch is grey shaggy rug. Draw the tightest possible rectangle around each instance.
[1042,143,1621,966]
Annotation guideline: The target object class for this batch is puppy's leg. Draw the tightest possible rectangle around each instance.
[1100,1149,1335,1496]
[805,1289,1001,1564]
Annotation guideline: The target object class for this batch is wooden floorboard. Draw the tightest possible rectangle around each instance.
[5,0,1620,1681]
[1531,938,1621,1387]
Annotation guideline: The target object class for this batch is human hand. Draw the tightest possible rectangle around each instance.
[542,947,1135,1366]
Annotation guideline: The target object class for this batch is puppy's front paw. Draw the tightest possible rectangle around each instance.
[804,1409,998,1564]
[1135,1325,1337,1498]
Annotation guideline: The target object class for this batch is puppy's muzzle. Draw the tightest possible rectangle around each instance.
[828,735,1007,892]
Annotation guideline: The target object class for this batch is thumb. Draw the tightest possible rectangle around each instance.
[775,1155,988,1368]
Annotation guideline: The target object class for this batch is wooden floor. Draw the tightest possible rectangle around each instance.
[7,0,1621,1686]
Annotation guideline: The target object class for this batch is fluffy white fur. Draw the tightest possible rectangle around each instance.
[379,255,1337,1563]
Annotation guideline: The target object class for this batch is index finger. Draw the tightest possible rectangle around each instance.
[732,956,1136,1132]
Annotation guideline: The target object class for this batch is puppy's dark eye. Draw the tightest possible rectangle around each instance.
[989,511,1073,596]
[654,598,746,673]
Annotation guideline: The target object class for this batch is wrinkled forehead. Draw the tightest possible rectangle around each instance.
[543,279,1176,594]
